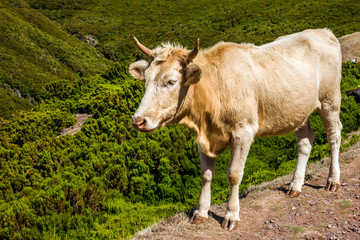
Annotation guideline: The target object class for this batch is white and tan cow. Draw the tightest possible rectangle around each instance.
[129,29,342,230]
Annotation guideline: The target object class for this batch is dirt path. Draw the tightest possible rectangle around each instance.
[134,142,360,240]
[59,114,92,136]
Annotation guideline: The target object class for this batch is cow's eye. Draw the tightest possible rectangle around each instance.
[164,80,177,87]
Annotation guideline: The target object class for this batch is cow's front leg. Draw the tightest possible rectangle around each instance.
[222,128,253,231]
[192,152,215,224]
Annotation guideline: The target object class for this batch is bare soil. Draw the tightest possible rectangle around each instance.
[59,114,92,136]
[133,141,360,240]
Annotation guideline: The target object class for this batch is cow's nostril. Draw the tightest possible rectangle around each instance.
[132,116,147,130]
[139,118,146,126]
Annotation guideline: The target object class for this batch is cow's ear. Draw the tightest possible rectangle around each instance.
[184,63,202,86]
[129,60,149,80]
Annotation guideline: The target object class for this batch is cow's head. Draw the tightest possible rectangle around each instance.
[129,37,202,132]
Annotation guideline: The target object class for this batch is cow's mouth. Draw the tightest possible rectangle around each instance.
[138,128,156,133]
[132,114,176,132]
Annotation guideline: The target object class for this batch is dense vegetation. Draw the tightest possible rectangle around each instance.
[1,0,360,239]
[0,0,109,118]
[1,0,360,118]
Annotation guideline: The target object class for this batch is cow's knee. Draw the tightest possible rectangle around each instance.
[201,169,213,183]
[329,131,341,145]
[298,138,313,156]
[227,169,242,186]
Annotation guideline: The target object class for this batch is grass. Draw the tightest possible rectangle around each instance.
[270,206,283,211]
[341,133,360,154]
[340,200,354,208]
[340,210,347,215]
[284,225,306,233]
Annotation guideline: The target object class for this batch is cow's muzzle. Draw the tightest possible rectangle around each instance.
[132,114,160,132]
[132,116,146,131]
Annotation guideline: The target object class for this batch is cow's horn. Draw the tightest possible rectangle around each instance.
[187,38,200,62]
[133,36,153,57]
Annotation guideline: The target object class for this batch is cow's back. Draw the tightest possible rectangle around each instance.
[250,29,342,136]
[268,29,342,101]
[196,29,341,137]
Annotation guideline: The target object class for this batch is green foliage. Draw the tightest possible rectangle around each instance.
[0,87,32,119]
[2,0,360,117]
[1,0,360,239]
[0,5,109,117]
[0,63,199,238]
[1,61,359,239]
[31,0,360,62]
[340,63,360,133]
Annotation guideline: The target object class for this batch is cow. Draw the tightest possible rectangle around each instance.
[129,29,342,231]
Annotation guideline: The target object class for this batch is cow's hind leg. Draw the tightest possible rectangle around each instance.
[222,127,253,231]
[287,119,315,197]
[319,105,342,192]
[191,152,215,224]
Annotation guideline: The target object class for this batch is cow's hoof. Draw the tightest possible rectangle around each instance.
[286,190,301,198]
[325,182,340,192]
[191,216,206,225]
[221,219,239,231]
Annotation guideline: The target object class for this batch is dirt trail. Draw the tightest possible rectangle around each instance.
[134,142,360,240]
[58,114,92,136]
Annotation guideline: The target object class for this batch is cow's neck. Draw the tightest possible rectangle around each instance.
[179,57,230,157]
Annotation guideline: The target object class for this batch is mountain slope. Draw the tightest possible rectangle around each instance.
[0,1,110,118]
[31,0,360,61]
[2,0,360,118]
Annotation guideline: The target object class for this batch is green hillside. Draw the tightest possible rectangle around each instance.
[31,0,359,60]
[0,0,109,118]
[1,0,360,118]
[1,0,360,239]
